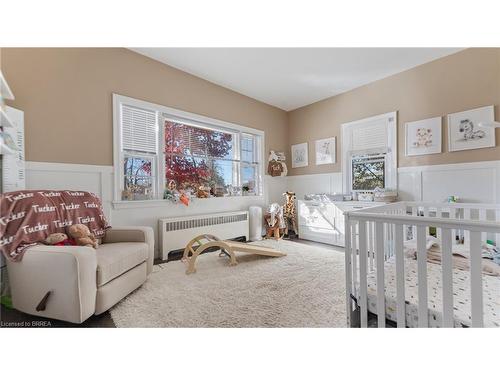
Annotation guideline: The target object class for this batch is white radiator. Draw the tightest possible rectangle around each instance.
[159,210,249,260]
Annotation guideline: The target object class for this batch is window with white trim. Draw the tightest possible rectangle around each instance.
[341,112,397,193]
[120,105,158,200]
[114,95,263,202]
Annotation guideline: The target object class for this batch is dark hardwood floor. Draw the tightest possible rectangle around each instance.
[0,304,115,328]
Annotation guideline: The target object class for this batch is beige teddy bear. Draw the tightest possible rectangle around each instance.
[44,232,70,246]
[68,224,99,249]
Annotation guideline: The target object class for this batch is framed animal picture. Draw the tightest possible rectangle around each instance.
[315,137,336,165]
[291,142,308,168]
[405,117,442,156]
[447,106,495,152]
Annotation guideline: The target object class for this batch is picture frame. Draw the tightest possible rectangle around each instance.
[291,142,308,168]
[315,137,336,165]
[447,105,495,152]
[405,116,442,156]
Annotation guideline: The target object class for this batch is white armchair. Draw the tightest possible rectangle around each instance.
[6,226,154,323]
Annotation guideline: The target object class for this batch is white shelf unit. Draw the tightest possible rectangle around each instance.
[1,107,15,128]
[0,70,15,100]
[1,104,18,155]
[1,106,25,191]
[0,139,16,155]
[1,70,17,157]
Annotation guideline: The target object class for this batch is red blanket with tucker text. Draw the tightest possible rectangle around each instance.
[0,190,110,262]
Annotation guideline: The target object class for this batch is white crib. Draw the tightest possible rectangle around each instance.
[344,201,500,328]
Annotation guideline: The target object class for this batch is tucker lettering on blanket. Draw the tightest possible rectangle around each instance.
[0,190,110,262]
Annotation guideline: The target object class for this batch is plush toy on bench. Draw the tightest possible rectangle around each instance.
[182,234,286,274]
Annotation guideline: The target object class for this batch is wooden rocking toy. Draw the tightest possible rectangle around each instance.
[182,234,286,274]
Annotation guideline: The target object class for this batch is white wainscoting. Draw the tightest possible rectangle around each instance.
[286,160,500,204]
[398,160,500,203]
[24,161,286,258]
[25,162,114,218]
[287,172,343,200]
[21,160,500,260]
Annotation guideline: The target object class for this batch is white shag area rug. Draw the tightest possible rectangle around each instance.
[110,240,346,327]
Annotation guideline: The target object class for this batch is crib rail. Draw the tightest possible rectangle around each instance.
[344,201,500,328]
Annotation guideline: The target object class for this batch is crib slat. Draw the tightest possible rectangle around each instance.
[436,208,442,239]
[496,210,500,247]
[423,207,430,236]
[450,207,457,244]
[463,208,471,247]
[345,218,352,327]
[368,222,373,271]
[441,228,454,327]
[470,231,483,327]
[358,220,368,328]
[372,222,376,271]
[394,224,405,328]
[416,226,428,327]
[478,209,487,243]
[375,222,385,328]
[352,223,358,297]
[388,223,394,259]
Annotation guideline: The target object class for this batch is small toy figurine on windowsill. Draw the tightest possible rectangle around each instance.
[164,180,190,206]
[164,180,180,203]
[196,185,210,198]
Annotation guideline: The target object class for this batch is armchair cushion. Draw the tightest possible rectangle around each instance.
[96,242,149,286]
[103,226,154,274]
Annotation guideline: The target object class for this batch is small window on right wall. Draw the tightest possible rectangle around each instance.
[341,112,397,194]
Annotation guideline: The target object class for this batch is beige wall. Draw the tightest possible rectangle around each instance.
[288,48,500,175]
[1,48,288,167]
[3,48,499,176]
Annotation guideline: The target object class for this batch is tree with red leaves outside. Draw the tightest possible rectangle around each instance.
[164,121,232,191]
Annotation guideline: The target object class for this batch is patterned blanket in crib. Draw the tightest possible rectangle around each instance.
[404,238,500,276]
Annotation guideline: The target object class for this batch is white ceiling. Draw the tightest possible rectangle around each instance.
[131,48,463,111]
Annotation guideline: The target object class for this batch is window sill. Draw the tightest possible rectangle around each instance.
[112,195,263,210]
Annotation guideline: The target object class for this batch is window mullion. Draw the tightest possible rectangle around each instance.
[235,132,241,190]
[158,114,165,199]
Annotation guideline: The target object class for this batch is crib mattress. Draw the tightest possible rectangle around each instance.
[361,257,500,327]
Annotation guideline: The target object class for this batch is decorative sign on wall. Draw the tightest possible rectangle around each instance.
[291,142,308,168]
[447,105,496,152]
[405,116,442,156]
[267,150,288,177]
[315,137,336,165]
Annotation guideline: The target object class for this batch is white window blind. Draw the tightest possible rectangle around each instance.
[121,105,158,154]
[351,119,388,151]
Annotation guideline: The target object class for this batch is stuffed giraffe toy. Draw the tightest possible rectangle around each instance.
[282,191,298,236]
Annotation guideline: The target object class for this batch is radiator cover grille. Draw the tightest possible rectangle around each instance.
[164,213,248,232]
